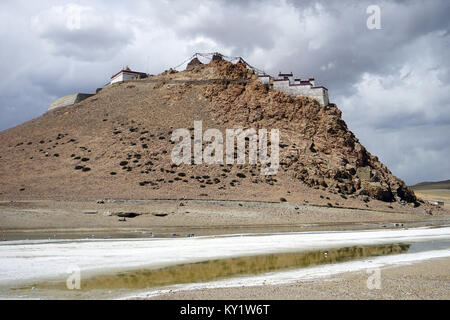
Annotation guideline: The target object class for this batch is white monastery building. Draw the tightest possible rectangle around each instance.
[258,72,329,106]
[110,67,148,84]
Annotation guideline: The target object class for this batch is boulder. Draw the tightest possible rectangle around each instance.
[186,57,203,70]
[211,53,224,63]
[361,181,394,202]
[356,166,371,181]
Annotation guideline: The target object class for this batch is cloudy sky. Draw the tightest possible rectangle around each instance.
[0,0,449,185]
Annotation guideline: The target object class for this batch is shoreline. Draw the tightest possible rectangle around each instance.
[1,199,449,239]
[148,256,450,300]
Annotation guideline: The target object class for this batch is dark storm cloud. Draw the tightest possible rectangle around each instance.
[0,0,449,184]
[170,1,280,54]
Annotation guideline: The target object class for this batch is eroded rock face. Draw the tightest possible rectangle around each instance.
[201,65,416,203]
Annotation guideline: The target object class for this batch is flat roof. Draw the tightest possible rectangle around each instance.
[111,69,147,79]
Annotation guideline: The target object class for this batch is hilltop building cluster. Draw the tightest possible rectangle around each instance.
[48,54,330,111]
[258,73,329,106]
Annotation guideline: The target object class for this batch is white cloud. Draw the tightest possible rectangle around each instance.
[31,3,134,61]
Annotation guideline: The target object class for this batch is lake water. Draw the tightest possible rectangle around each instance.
[1,227,450,299]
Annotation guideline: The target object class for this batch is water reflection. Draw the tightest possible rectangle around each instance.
[31,243,410,291]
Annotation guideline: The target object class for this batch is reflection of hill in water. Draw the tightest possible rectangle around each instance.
[35,243,410,291]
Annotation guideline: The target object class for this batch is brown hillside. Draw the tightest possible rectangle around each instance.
[0,57,416,207]
[411,180,450,190]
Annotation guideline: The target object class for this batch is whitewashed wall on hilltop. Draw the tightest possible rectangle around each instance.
[273,79,329,106]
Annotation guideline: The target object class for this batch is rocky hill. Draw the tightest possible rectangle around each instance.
[0,56,417,209]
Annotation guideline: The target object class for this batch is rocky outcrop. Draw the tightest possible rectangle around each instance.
[49,93,94,111]
[200,59,416,203]
[186,57,203,70]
